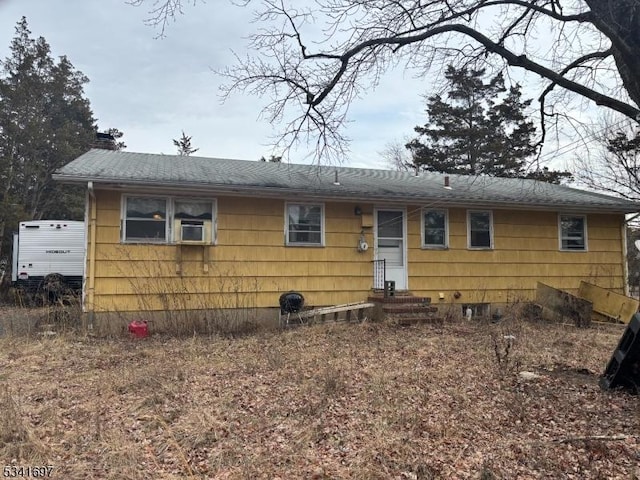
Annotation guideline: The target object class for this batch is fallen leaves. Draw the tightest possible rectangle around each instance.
[0,316,639,478]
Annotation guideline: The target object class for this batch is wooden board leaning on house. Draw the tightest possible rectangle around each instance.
[281,301,375,327]
[536,282,592,328]
[578,281,639,324]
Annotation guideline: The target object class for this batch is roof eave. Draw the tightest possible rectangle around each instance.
[51,174,640,215]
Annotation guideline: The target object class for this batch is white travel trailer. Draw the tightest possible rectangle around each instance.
[11,220,85,292]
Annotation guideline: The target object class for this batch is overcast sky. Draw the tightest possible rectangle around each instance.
[0,0,439,168]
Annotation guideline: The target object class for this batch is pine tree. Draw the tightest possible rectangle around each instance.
[0,17,96,271]
[92,128,126,151]
[173,130,199,156]
[406,65,568,181]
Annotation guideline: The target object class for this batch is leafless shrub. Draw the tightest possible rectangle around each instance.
[0,385,47,462]
[441,303,462,323]
[106,249,263,337]
[0,307,44,337]
[263,346,285,370]
[42,294,83,333]
[489,317,524,376]
[0,385,27,445]
[322,366,346,396]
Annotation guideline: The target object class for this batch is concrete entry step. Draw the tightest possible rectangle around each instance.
[369,293,441,324]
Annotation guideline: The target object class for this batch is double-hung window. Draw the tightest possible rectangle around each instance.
[468,210,493,249]
[559,214,587,251]
[286,203,324,246]
[122,196,215,243]
[124,197,168,242]
[422,209,448,248]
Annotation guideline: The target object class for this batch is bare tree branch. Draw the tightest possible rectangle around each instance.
[537,48,614,149]
[128,0,201,37]
[131,0,640,161]
[574,116,640,201]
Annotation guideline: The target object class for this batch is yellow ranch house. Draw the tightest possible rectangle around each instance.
[54,149,640,331]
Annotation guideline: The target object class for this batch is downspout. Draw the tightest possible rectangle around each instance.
[87,181,97,329]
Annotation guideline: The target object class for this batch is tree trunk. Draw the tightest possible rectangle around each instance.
[0,218,5,269]
[586,0,640,110]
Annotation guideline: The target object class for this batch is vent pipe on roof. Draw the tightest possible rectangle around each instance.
[444,176,452,190]
[414,166,419,177]
[333,170,340,186]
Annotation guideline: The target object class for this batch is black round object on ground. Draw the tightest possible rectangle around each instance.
[279,292,304,314]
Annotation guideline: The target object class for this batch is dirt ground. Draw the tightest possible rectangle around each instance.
[0,308,639,479]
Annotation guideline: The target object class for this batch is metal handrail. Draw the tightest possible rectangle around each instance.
[372,259,386,290]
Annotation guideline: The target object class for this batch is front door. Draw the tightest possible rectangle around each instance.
[375,208,407,290]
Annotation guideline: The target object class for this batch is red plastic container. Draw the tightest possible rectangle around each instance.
[128,320,149,338]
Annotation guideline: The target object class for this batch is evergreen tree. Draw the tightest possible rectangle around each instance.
[406,65,569,182]
[106,128,126,150]
[173,130,199,156]
[0,17,96,271]
[92,128,126,151]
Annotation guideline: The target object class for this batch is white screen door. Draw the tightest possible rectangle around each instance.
[375,208,407,290]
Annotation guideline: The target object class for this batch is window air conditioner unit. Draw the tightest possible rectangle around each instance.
[174,219,211,244]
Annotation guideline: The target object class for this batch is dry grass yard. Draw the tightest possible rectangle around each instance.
[1,307,639,479]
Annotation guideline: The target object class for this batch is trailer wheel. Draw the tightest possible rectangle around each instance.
[42,273,66,303]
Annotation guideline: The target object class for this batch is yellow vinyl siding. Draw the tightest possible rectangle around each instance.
[86,190,627,314]
[407,207,625,301]
[88,190,374,312]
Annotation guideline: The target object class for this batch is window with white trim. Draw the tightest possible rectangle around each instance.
[422,209,448,248]
[122,196,216,243]
[559,214,587,251]
[124,197,168,242]
[286,203,324,246]
[468,210,493,249]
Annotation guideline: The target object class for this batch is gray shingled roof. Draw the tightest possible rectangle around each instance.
[53,149,640,213]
